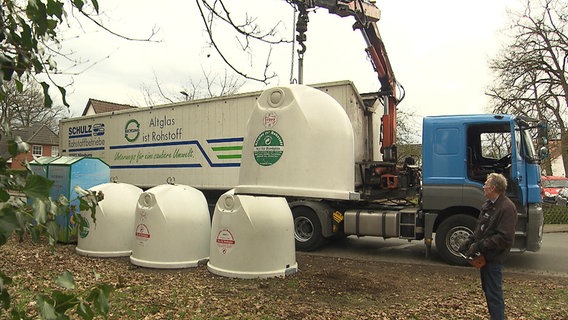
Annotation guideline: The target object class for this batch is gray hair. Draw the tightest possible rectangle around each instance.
[487,173,508,194]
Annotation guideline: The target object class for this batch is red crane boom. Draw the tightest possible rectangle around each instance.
[292,0,400,162]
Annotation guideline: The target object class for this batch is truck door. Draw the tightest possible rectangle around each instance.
[477,126,524,205]
[470,125,527,205]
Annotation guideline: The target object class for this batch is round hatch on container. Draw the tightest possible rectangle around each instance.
[76,183,142,257]
[130,184,211,269]
[207,191,297,278]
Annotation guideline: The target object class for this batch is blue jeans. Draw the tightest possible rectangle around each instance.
[480,263,505,320]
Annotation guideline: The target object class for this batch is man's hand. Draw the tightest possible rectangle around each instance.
[458,238,473,254]
[465,242,481,257]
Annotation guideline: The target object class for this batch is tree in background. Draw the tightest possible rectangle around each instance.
[1,78,67,133]
[1,0,98,108]
[397,109,421,145]
[0,0,156,109]
[396,109,422,166]
[195,0,291,84]
[140,69,245,106]
[488,0,567,176]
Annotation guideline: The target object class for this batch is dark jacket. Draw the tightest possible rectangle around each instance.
[472,194,517,264]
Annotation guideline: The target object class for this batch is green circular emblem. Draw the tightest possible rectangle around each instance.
[125,119,140,142]
[254,130,284,166]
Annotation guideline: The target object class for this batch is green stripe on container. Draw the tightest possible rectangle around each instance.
[212,146,243,151]
[217,154,242,159]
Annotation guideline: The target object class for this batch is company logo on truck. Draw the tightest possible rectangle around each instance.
[66,123,106,155]
[124,119,140,142]
[68,123,105,138]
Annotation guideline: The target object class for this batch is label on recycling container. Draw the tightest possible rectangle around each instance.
[135,223,151,246]
[253,130,284,166]
[215,228,236,255]
[263,112,278,128]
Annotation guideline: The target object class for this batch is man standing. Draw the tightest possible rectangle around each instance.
[459,173,518,320]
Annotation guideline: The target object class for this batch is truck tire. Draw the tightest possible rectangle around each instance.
[292,206,325,251]
[435,214,477,265]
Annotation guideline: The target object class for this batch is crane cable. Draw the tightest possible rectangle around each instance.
[287,1,310,84]
[295,3,309,84]
[289,6,297,84]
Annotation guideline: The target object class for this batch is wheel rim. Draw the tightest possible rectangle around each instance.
[446,226,473,256]
[294,216,314,242]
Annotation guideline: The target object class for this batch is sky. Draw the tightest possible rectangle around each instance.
[52,0,522,118]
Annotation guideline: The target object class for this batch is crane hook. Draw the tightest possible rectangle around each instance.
[296,6,309,56]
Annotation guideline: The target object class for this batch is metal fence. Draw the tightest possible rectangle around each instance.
[543,203,568,224]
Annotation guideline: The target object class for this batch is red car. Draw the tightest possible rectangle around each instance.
[541,176,568,203]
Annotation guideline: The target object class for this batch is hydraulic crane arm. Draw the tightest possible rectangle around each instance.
[291,0,400,162]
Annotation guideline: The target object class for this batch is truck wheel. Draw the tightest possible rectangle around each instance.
[435,214,477,265]
[292,206,325,251]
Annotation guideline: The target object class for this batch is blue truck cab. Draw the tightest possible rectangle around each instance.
[422,114,544,264]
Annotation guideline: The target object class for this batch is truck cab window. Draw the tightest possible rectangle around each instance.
[467,127,512,183]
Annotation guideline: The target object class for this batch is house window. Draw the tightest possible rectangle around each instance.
[51,146,59,157]
[32,145,43,157]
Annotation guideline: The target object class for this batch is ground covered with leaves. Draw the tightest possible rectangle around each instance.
[1,235,567,320]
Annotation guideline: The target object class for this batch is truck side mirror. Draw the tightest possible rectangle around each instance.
[537,121,548,161]
[539,146,549,160]
[539,121,548,145]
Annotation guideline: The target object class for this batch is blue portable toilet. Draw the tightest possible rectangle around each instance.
[45,156,110,243]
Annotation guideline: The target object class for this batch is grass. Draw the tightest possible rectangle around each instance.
[1,234,567,319]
